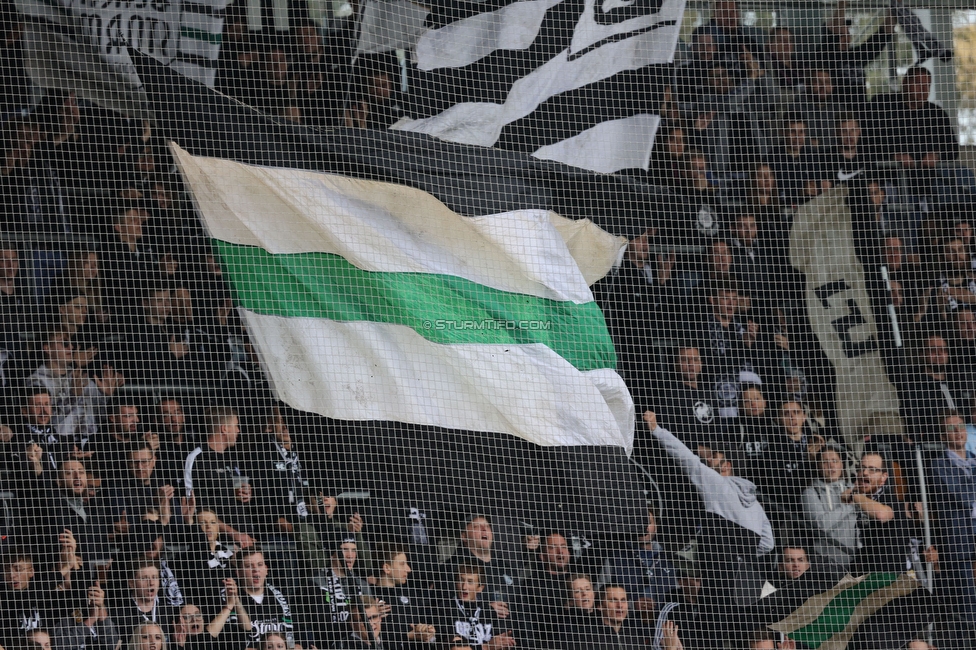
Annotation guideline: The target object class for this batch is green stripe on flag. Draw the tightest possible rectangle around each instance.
[181,26,222,45]
[788,573,901,648]
[214,240,618,372]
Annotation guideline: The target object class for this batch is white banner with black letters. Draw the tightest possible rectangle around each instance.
[17,0,229,95]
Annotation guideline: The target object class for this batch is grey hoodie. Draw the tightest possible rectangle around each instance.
[802,479,861,568]
[651,424,775,554]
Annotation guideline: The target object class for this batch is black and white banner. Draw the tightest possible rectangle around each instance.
[16,0,230,96]
[394,0,685,174]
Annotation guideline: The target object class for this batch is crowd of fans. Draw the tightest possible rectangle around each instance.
[1,0,976,648]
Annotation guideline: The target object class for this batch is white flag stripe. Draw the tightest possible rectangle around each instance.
[416,0,564,71]
[356,0,430,55]
[532,114,661,173]
[179,38,220,60]
[241,311,634,450]
[170,60,217,87]
[171,144,617,304]
[395,20,681,147]
[181,11,225,35]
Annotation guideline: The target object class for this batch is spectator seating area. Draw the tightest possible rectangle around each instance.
[2,1,976,649]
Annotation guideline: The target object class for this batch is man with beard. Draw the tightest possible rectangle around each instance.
[904,333,962,445]
[523,532,572,647]
[6,387,59,490]
[851,452,935,576]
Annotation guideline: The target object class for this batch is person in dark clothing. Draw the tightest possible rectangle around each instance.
[733,386,775,485]
[299,534,365,648]
[101,206,156,325]
[246,404,312,541]
[829,112,871,182]
[559,574,601,650]
[580,585,646,650]
[87,397,143,482]
[170,603,234,650]
[929,412,976,626]
[223,547,298,650]
[656,565,705,650]
[697,281,764,380]
[371,544,436,649]
[0,244,32,368]
[771,114,825,210]
[866,66,958,197]
[120,283,201,386]
[766,27,804,95]
[1,548,118,650]
[693,0,764,73]
[757,401,824,511]
[653,346,719,451]
[523,532,571,647]
[109,558,176,639]
[169,506,236,616]
[152,397,197,489]
[34,459,112,570]
[438,564,514,649]
[902,333,963,445]
[609,507,678,625]
[850,452,936,577]
[0,550,66,645]
[443,515,521,624]
[8,386,60,489]
[594,227,676,410]
[106,443,178,546]
[183,406,256,548]
[688,281,768,432]
[817,3,895,110]
[332,596,385,649]
[344,57,406,130]
[745,544,836,629]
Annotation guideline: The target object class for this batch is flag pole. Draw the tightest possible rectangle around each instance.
[880,265,902,348]
[914,444,933,590]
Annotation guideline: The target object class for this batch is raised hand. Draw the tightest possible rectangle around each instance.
[94,365,124,396]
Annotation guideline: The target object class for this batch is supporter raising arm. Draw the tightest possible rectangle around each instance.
[643,411,774,554]
[643,410,774,649]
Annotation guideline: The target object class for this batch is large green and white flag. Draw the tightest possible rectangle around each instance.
[171,143,634,451]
